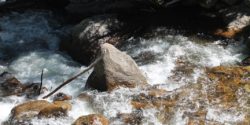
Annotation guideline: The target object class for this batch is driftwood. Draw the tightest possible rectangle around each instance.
[42,56,102,99]
[38,69,44,95]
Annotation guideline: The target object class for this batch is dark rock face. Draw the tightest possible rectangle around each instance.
[66,0,161,17]
[0,0,69,10]
[0,72,45,98]
[61,15,125,65]
[65,0,243,17]
[86,43,148,91]
[0,72,23,97]
[241,56,250,66]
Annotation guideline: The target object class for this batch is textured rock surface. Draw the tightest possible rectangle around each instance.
[10,100,51,121]
[73,114,109,125]
[0,72,23,97]
[86,43,148,91]
[8,100,72,124]
[61,15,125,65]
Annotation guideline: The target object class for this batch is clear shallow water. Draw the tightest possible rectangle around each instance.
[0,10,248,125]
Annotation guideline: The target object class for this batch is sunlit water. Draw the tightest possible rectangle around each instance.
[0,10,248,125]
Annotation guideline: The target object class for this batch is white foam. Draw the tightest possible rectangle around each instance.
[206,107,245,124]
[8,51,90,97]
[69,99,96,120]
[0,96,26,123]
[91,88,136,118]
[128,35,243,86]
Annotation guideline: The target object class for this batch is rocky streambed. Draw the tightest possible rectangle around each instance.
[0,0,250,125]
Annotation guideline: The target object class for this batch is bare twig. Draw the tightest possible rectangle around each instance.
[42,56,102,99]
[164,0,181,7]
[38,69,44,95]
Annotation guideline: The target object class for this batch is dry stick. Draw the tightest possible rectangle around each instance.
[38,69,44,95]
[42,56,102,99]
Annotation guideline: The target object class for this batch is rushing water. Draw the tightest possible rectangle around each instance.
[0,10,248,125]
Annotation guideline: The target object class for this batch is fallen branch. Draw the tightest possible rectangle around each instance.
[164,0,181,7]
[38,69,44,95]
[42,56,102,99]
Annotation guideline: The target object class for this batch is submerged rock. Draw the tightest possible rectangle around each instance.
[61,15,125,65]
[116,111,143,125]
[53,92,72,101]
[86,43,148,91]
[73,114,109,125]
[206,66,250,106]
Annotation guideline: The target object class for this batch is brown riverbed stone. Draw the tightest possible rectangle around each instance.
[73,114,109,125]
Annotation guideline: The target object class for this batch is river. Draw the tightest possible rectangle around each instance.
[0,10,248,125]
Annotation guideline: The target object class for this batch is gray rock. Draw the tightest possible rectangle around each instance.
[221,0,239,5]
[199,0,218,8]
[245,0,250,7]
[66,0,174,16]
[61,15,125,65]
[86,43,148,91]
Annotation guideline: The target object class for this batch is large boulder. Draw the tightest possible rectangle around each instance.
[86,43,148,91]
[61,15,125,65]
[73,114,109,125]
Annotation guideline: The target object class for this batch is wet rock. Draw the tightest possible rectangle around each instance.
[38,105,66,118]
[206,66,250,106]
[9,100,72,123]
[86,43,148,91]
[116,111,143,125]
[38,101,71,118]
[221,0,240,5]
[241,56,250,66]
[21,82,45,98]
[77,92,93,102]
[10,100,51,121]
[61,15,125,65]
[53,101,72,111]
[73,114,109,125]
[66,0,165,17]
[0,72,23,97]
[199,0,218,8]
[214,28,241,38]
[0,72,46,98]
[131,92,177,110]
[245,0,250,7]
[53,92,72,101]
[0,0,69,11]
[39,100,72,118]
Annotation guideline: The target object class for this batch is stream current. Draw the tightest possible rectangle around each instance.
[0,10,248,125]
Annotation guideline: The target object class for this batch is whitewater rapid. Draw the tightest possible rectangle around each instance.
[0,10,248,125]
